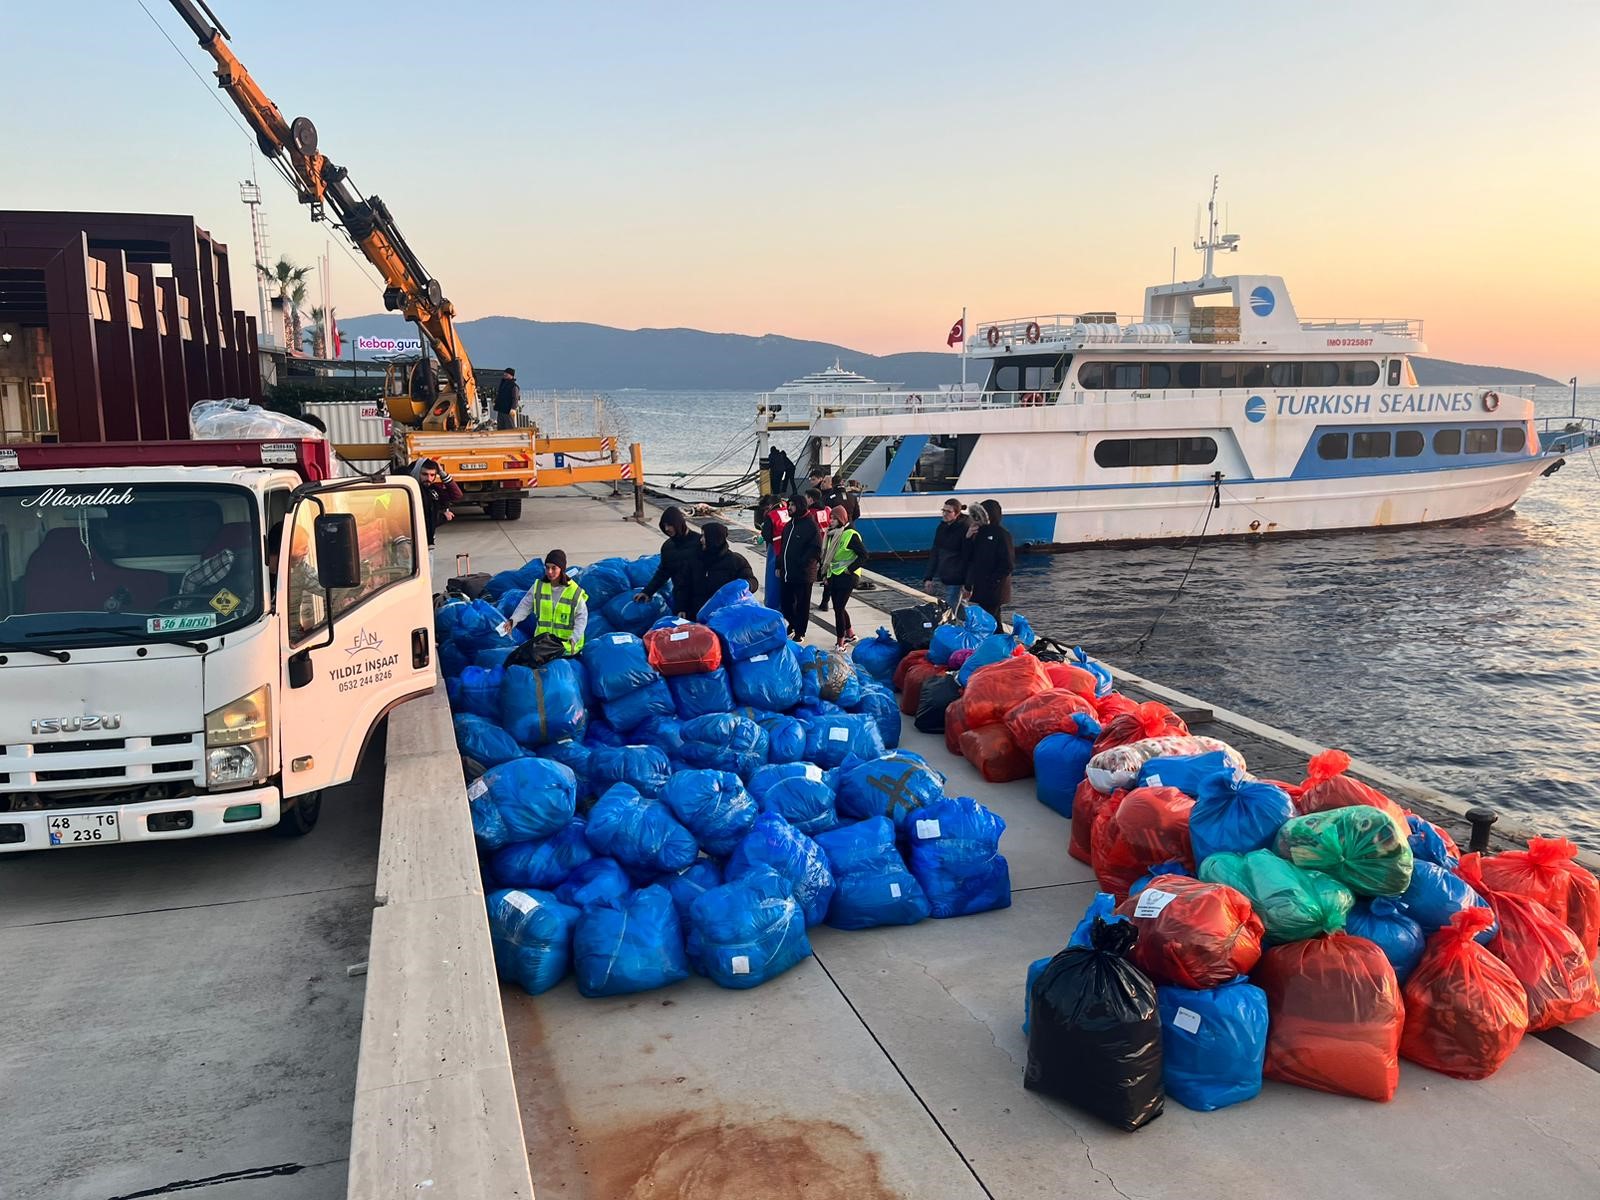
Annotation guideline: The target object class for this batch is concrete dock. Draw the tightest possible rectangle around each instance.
[437,489,1600,1200]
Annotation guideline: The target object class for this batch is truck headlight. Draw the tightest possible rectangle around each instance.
[205,686,272,789]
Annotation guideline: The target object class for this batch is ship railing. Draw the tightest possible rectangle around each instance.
[965,313,1426,350]
[759,389,1080,419]
[1299,317,1425,338]
[1535,415,1600,456]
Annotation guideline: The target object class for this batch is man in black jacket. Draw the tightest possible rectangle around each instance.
[494,368,521,430]
[777,493,822,640]
[407,458,462,589]
[922,499,971,611]
[636,506,702,617]
[681,522,756,618]
[963,498,1015,622]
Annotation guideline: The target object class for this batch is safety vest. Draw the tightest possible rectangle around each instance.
[532,579,585,652]
[826,526,863,578]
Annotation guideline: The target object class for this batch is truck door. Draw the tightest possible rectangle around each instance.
[277,479,436,797]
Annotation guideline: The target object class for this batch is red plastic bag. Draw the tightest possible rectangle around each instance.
[944,699,970,757]
[1090,786,1194,899]
[1070,781,1122,864]
[1460,854,1600,1030]
[893,649,930,692]
[1400,908,1529,1078]
[1004,688,1097,756]
[899,660,946,717]
[960,723,1033,783]
[962,654,1052,728]
[1090,802,1146,899]
[1092,701,1188,756]
[1294,750,1408,829]
[1254,934,1403,1101]
[1043,662,1099,700]
[643,623,722,676]
[1113,874,1263,988]
[1093,691,1142,724]
[1477,838,1600,962]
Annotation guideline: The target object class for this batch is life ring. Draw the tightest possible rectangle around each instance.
[985,326,1000,348]
[1482,390,1500,413]
[1020,391,1044,406]
[1025,321,1041,344]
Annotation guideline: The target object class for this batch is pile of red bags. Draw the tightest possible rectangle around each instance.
[1091,785,1195,899]
[1092,700,1188,755]
[899,658,947,718]
[1092,692,1142,725]
[1042,661,1100,701]
[1294,749,1408,829]
[963,654,1052,728]
[893,649,930,692]
[1113,874,1264,988]
[1004,689,1097,756]
[1475,837,1600,961]
[1399,908,1529,1079]
[1070,780,1124,864]
[960,723,1033,783]
[943,699,970,756]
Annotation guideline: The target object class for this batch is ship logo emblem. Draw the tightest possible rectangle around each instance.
[1249,286,1275,317]
[1245,395,1267,424]
[346,628,383,656]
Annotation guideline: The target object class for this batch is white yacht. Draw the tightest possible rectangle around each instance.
[775,360,899,394]
[763,194,1594,555]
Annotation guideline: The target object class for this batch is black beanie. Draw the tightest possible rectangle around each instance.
[545,549,567,569]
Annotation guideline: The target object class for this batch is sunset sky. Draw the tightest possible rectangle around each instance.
[12,1,1599,380]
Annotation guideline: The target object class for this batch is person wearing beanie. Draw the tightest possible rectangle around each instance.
[682,521,757,618]
[963,498,1014,622]
[819,504,868,647]
[636,506,701,616]
[778,493,823,640]
[506,547,588,653]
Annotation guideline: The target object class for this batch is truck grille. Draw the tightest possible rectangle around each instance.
[0,732,204,792]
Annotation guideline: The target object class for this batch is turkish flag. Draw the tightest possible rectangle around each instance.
[331,313,343,358]
[946,317,964,347]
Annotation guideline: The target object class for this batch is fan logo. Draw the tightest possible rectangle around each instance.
[1249,286,1276,317]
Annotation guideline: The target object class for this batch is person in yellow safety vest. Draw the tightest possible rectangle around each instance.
[819,505,868,650]
[505,548,589,654]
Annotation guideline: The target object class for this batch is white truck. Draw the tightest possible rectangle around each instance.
[0,438,437,851]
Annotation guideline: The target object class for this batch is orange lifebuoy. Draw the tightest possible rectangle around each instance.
[1020,391,1044,406]
[985,326,1000,348]
[1025,321,1041,344]
[1482,390,1500,412]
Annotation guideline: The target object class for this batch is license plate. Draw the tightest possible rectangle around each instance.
[48,812,121,846]
[458,462,488,471]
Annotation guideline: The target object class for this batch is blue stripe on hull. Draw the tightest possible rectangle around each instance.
[857,511,1056,555]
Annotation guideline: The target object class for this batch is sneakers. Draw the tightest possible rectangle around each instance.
[835,633,857,650]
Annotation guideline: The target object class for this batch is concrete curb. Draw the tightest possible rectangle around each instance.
[346,681,534,1199]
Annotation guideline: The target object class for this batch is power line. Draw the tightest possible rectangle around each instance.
[134,0,254,145]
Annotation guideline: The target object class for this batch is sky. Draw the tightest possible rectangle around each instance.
[10,1,1600,380]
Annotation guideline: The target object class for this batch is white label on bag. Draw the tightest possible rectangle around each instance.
[611,633,630,644]
[923,621,933,629]
[889,882,902,898]
[829,727,849,742]
[751,654,769,662]
[1173,1007,1203,1035]
[670,631,690,642]
[804,764,823,781]
[915,818,942,840]
[730,955,751,975]
[1134,888,1178,919]
[1145,773,1163,788]
[504,891,536,914]
[466,778,489,801]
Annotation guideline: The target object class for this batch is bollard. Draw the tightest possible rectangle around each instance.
[632,442,645,521]
[1465,805,1498,854]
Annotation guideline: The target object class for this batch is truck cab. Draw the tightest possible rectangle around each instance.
[0,441,436,851]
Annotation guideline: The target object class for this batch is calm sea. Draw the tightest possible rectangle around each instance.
[596,386,1600,851]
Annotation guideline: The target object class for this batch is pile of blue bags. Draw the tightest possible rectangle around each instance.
[434,556,1013,1001]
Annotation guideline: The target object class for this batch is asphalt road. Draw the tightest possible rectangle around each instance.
[0,741,384,1200]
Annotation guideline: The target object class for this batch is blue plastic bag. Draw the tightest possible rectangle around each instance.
[624,555,661,589]
[485,559,544,601]
[1130,860,1194,896]
[852,628,903,681]
[1188,768,1297,865]
[1345,897,1427,983]
[501,660,587,747]
[603,590,671,636]
[707,598,788,663]
[730,643,804,710]
[906,797,1011,919]
[603,676,675,734]
[794,644,827,706]
[852,685,902,749]
[470,757,578,849]
[758,714,808,763]
[1158,977,1268,1111]
[490,819,594,889]
[756,774,837,836]
[585,783,699,874]
[573,884,690,997]
[1071,646,1114,697]
[659,858,723,923]
[632,715,684,759]
[668,668,734,720]
[695,579,754,623]
[454,714,524,769]
[1399,860,1496,937]
[474,646,517,670]
[434,597,472,644]
[1033,718,1101,817]
[586,719,625,747]
[556,857,631,909]
[1136,749,1238,797]
[679,713,768,777]
[749,762,833,800]
[928,606,996,666]
[439,641,470,680]
[1407,814,1461,870]
[454,665,504,720]
[581,632,658,702]
[448,598,515,656]
[835,751,945,826]
[957,630,1023,688]
[803,713,886,770]
[571,559,631,609]
[1069,892,1125,948]
[726,812,836,927]
[487,888,579,996]
[588,745,672,799]
[813,816,930,930]
[662,769,759,857]
[537,739,592,796]
[686,866,812,989]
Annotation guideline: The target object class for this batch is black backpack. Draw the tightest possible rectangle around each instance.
[891,601,943,652]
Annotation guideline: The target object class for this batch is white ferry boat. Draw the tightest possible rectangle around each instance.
[775,360,899,394]
[765,205,1592,555]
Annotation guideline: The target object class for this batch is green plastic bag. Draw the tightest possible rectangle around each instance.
[1272,806,1414,897]
[1199,849,1355,943]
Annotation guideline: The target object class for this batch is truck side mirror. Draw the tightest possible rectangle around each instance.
[314,513,361,590]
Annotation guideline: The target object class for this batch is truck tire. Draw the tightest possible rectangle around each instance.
[486,499,507,521]
[275,791,322,837]
[503,496,523,521]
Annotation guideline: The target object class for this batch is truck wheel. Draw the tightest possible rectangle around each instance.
[503,497,523,521]
[275,791,322,837]
[485,499,507,521]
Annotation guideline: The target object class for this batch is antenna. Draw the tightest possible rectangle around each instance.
[1193,174,1241,281]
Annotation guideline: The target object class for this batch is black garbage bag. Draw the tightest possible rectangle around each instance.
[891,602,943,653]
[506,634,568,672]
[1024,916,1165,1131]
[913,672,962,734]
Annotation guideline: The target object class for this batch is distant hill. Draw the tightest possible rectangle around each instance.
[336,314,1559,390]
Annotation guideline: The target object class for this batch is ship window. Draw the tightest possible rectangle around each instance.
[1466,427,1498,454]
[1269,362,1301,387]
[1093,437,1218,468]
[1341,361,1381,386]
[1353,430,1391,459]
[1501,426,1527,452]
[1177,362,1203,387]
[994,364,1021,392]
[1396,430,1424,457]
[1434,429,1462,455]
[1318,432,1350,460]
[1023,365,1058,390]
[1387,359,1403,386]
[1200,362,1237,388]
[1076,362,1106,389]
[1146,363,1172,388]
[1111,363,1143,389]
[1240,363,1268,387]
[1302,362,1340,386]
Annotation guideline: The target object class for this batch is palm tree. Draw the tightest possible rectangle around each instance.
[306,305,338,358]
[258,256,312,354]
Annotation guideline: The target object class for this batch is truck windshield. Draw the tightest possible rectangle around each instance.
[0,483,262,647]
